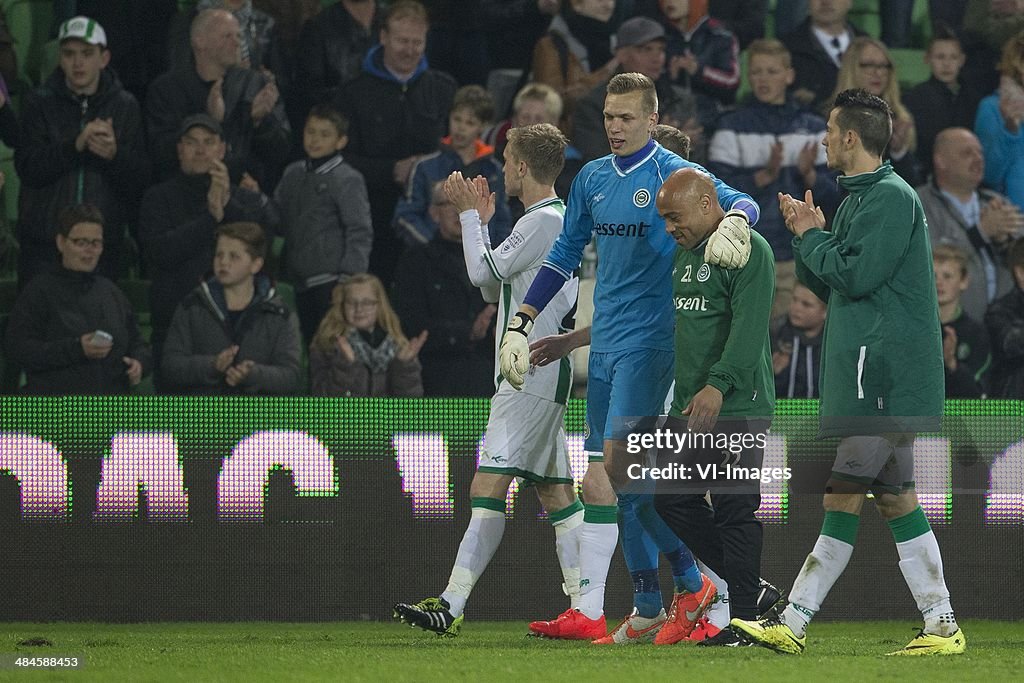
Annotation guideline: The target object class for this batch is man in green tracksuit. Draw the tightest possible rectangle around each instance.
[651,167,776,646]
[732,89,966,656]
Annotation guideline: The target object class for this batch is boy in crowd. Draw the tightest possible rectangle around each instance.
[274,104,372,344]
[934,244,992,398]
[985,238,1024,398]
[772,282,826,399]
[708,39,837,319]
[393,85,512,249]
[904,29,976,177]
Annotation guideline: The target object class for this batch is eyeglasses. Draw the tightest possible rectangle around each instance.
[344,299,379,310]
[858,62,892,72]
[67,237,104,248]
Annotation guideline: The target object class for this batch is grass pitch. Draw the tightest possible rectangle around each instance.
[1,621,1021,682]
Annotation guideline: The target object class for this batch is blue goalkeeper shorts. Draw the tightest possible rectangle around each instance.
[585,348,674,456]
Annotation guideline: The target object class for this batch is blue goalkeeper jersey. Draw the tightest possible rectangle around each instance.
[543,141,757,354]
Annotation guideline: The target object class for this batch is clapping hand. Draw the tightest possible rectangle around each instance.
[778,190,826,237]
[397,330,429,362]
[444,171,496,225]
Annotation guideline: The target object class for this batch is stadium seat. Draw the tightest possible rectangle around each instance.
[736,49,752,103]
[891,48,930,91]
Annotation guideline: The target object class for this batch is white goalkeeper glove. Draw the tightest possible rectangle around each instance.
[705,209,751,269]
[499,312,534,390]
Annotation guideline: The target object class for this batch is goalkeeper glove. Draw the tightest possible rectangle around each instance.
[705,209,751,269]
[499,312,534,390]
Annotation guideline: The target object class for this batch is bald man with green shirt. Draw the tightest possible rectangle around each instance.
[651,167,776,646]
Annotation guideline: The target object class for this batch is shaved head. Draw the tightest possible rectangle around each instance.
[932,127,984,193]
[657,168,724,249]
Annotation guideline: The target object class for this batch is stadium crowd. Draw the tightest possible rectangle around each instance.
[0,0,1022,399]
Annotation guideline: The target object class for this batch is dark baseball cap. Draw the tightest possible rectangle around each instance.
[178,113,223,139]
[616,17,666,49]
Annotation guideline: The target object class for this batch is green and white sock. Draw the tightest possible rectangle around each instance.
[783,510,860,637]
[888,506,958,637]
[577,504,619,620]
[440,497,506,618]
[550,499,584,609]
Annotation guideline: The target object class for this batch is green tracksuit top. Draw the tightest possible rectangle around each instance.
[670,230,776,418]
[793,162,944,437]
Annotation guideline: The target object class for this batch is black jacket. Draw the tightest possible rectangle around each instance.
[5,266,151,394]
[137,172,280,347]
[942,308,992,398]
[391,238,495,397]
[162,274,301,395]
[903,76,977,176]
[294,1,380,114]
[15,68,150,281]
[333,46,456,282]
[145,62,291,184]
[772,318,822,399]
[985,288,1024,399]
[781,18,866,111]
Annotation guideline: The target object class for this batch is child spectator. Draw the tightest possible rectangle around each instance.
[832,37,922,187]
[274,104,372,344]
[708,39,838,318]
[5,204,151,395]
[771,282,825,399]
[904,29,976,177]
[985,237,1024,398]
[934,244,992,398]
[309,274,425,397]
[659,0,741,127]
[393,85,512,248]
[161,222,301,395]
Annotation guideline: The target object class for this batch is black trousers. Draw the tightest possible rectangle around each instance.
[653,416,767,620]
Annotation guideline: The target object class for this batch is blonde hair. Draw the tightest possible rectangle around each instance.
[512,83,564,122]
[311,274,409,353]
[747,38,792,69]
[506,123,568,185]
[607,72,659,116]
[832,37,915,152]
[998,30,1024,81]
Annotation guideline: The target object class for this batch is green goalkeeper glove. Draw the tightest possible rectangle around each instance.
[498,312,534,390]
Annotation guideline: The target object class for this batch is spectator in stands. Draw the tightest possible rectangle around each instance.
[573,16,701,163]
[771,282,825,399]
[168,0,283,78]
[962,0,1024,100]
[392,181,496,397]
[15,16,150,289]
[5,204,150,395]
[975,29,1024,213]
[53,1,178,108]
[531,0,620,134]
[294,0,380,120]
[832,37,922,186]
[309,274,425,397]
[393,85,511,249]
[162,221,301,395]
[708,39,838,318]
[138,114,279,386]
[917,127,1021,321]
[985,237,1024,398]
[905,29,977,177]
[334,0,457,286]
[482,0,561,100]
[658,0,741,128]
[934,244,992,398]
[485,83,585,203]
[147,8,291,186]
[781,0,866,110]
[274,104,372,345]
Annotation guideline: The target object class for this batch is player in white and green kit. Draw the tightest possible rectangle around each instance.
[394,124,582,636]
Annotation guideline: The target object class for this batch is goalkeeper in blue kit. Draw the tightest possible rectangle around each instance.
[500,73,761,643]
